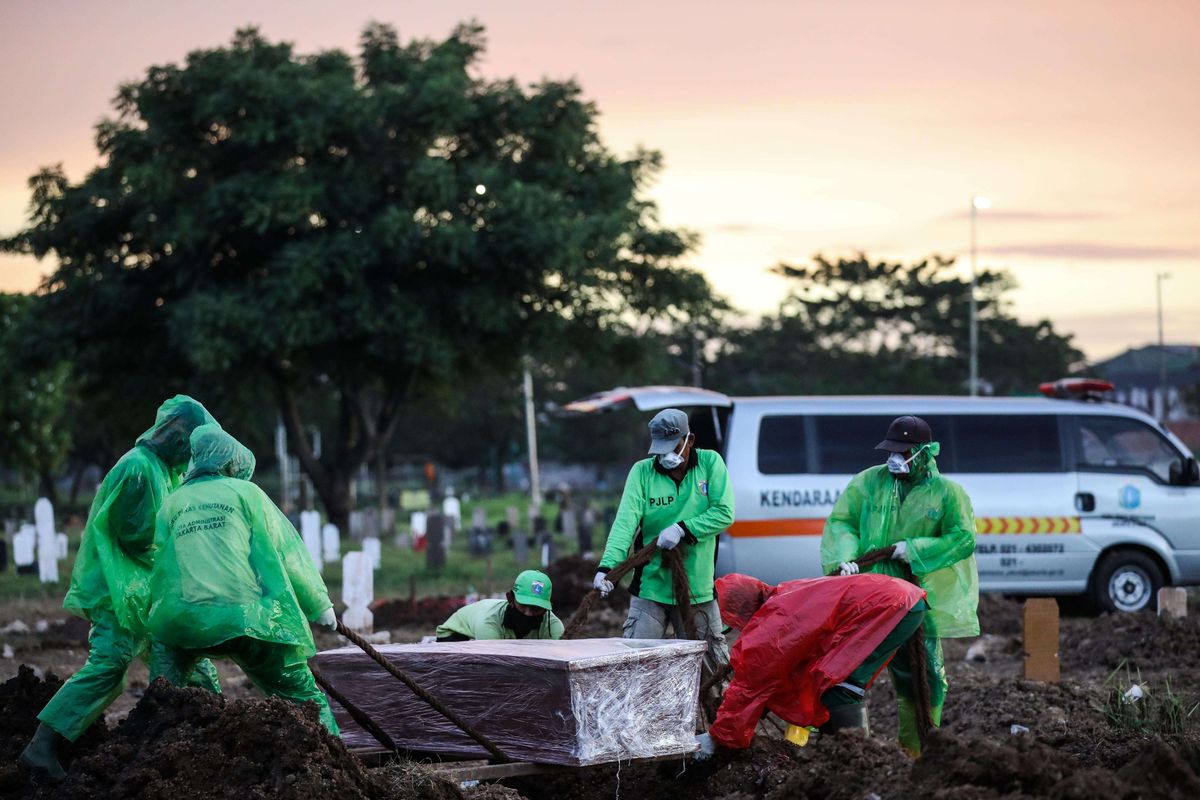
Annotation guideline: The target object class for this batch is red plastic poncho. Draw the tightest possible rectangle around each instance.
[709,573,926,749]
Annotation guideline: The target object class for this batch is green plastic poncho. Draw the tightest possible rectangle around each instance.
[821,445,980,638]
[435,599,565,641]
[63,396,218,632]
[147,427,332,656]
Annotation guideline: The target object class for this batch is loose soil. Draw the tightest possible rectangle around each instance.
[3,591,1199,799]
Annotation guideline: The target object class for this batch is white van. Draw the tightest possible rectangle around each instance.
[566,382,1200,612]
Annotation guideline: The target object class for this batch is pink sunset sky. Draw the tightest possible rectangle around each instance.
[2,0,1197,360]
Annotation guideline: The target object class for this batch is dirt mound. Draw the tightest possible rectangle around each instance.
[1062,612,1200,672]
[371,596,468,629]
[544,554,630,614]
[48,679,386,800]
[0,666,109,799]
[976,593,1025,636]
[505,728,1190,800]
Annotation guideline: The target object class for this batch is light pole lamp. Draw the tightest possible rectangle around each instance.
[1157,272,1170,420]
[969,195,991,397]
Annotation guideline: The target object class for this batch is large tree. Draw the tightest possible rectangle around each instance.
[4,23,714,530]
[710,254,1081,396]
[0,294,74,504]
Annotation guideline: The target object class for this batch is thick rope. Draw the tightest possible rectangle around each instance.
[335,620,510,762]
[312,665,400,754]
[563,542,695,640]
[831,545,935,745]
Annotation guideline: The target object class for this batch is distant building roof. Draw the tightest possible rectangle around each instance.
[1092,345,1200,389]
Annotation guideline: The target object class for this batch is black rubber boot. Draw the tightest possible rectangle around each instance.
[820,703,870,737]
[19,722,67,784]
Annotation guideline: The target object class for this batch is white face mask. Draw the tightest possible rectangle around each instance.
[886,451,917,475]
[658,436,690,469]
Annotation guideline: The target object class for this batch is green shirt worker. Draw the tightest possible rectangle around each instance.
[821,415,980,756]
[436,570,564,641]
[22,396,222,785]
[146,425,340,735]
[594,408,735,675]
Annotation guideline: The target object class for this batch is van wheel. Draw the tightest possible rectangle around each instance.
[1091,550,1163,613]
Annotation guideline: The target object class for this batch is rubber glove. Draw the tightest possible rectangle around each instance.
[316,607,338,630]
[693,732,716,761]
[837,561,859,576]
[892,541,909,562]
[593,572,614,598]
[656,523,685,550]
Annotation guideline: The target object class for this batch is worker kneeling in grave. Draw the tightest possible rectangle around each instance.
[694,572,928,760]
[436,570,564,641]
[146,425,340,734]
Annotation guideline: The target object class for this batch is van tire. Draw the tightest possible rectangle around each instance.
[1090,550,1163,614]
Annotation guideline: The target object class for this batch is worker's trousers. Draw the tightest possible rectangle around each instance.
[623,595,730,677]
[816,599,945,754]
[151,636,339,735]
[38,607,220,741]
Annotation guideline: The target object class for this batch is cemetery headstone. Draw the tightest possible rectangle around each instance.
[561,509,578,552]
[425,513,446,570]
[321,523,340,564]
[410,511,428,551]
[35,498,58,584]
[14,524,36,574]
[363,536,382,570]
[1022,598,1060,683]
[300,510,323,570]
[579,505,596,555]
[1158,586,1188,620]
[341,551,374,633]
[55,532,68,561]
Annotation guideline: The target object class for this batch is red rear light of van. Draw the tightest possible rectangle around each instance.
[1039,378,1116,399]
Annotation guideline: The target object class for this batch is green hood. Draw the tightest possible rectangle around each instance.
[136,395,219,469]
[183,424,256,482]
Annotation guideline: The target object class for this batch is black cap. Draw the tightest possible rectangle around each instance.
[876,415,933,453]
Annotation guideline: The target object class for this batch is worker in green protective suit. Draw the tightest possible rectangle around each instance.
[594,408,735,676]
[22,396,223,784]
[435,570,564,641]
[821,415,979,756]
[146,425,340,734]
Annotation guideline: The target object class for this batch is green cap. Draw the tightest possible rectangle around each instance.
[512,570,553,611]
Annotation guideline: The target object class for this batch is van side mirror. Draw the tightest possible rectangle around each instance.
[1170,457,1200,486]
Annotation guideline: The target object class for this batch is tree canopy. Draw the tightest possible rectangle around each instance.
[709,254,1082,397]
[4,23,715,527]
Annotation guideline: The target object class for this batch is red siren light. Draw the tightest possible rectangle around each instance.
[1038,378,1116,399]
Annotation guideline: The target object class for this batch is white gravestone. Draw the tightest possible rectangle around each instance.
[410,511,427,548]
[442,493,461,549]
[55,532,68,561]
[300,510,323,570]
[363,536,381,570]
[13,524,36,568]
[341,551,374,633]
[322,523,340,564]
[35,498,58,583]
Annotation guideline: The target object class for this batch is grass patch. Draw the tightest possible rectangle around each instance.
[0,490,617,609]
[1098,660,1200,735]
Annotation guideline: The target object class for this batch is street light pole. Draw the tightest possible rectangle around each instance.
[969,196,990,397]
[1157,272,1170,420]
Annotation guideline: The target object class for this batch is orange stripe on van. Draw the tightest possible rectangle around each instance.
[727,516,1083,538]
[727,519,826,537]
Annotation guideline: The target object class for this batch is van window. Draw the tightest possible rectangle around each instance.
[814,415,894,474]
[757,415,809,474]
[953,414,1063,472]
[1076,415,1179,483]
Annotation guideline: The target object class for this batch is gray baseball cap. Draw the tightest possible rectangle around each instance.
[647,408,689,455]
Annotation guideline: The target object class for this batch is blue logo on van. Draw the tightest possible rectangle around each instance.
[1118,485,1141,510]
